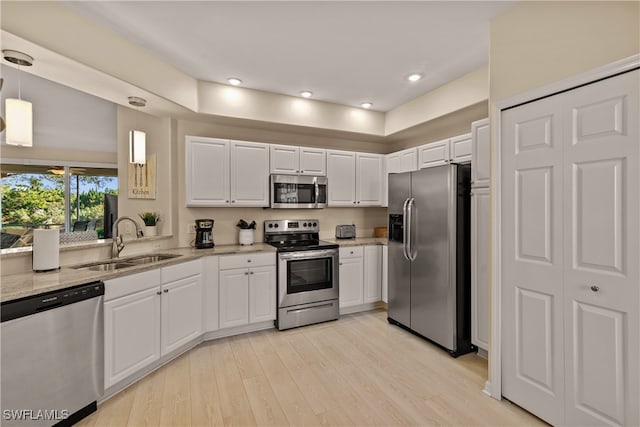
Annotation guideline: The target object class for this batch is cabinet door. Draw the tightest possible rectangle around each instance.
[270,144,299,175]
[327,150,356,206]
[356,153,382,206]
[471,188,490,351]
[386,152,402,174]
[400,148,418,172]
[418,139,450,169]
[471,118,490,187]
[104,287,161,389]
[219,269,249,328]
[230,141,269,206]
[450,133,472,164]
[381,156,388,207]
[339,256,364,308]
[363,245,382,303]
[249,266,276,323]
[203,256,219,332]
[299,147,326,175]
[161,275,203,356]
[185,136,229,206]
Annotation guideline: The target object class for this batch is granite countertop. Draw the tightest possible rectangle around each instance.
[324,237,388,247]
[0,243,276,303]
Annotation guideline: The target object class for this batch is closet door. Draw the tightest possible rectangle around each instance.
[501,95,565,426]
[562,70,639,427]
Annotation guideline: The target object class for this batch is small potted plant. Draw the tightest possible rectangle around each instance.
[237,219,256,245]
[139,212,160,237]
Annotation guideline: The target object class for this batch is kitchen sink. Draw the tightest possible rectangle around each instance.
[126,254,182,264]
[71,253,182,271]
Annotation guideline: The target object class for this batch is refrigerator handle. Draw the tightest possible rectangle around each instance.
[402,198,410,261]
[407,197,417,261]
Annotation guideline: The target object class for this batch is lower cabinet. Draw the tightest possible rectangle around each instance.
[104,260,203,389]
[471,187,490,352]
[218,253,276,329]
[339,245,382,309]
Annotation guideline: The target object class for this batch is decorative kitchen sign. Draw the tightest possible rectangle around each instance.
[128,154,156,199]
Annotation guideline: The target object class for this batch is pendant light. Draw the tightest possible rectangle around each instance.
[3,50,34,147]
[128,96,146,165]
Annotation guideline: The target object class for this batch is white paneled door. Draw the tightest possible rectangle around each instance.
[501,70,639,426]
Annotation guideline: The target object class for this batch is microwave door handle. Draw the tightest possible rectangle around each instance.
[408,198,417,261]
[402,198,410,261]
[314,178,319,208]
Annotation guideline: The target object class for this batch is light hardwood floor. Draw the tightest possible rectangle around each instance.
[79,309,545,426]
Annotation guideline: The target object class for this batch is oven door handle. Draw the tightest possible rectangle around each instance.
[279,249,338,260]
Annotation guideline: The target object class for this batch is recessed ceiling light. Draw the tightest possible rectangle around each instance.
[227,78,242,86]
[300,91,313,98]
[360,102,373,109]
[407,73,422,82]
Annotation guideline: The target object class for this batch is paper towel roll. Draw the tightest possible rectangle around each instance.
[33,229,60,272]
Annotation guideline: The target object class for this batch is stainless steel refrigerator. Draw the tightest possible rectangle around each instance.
[387,163,473,357]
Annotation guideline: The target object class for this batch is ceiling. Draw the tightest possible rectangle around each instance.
[62,1,515,112]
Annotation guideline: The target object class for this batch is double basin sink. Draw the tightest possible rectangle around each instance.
[72,254,182,272]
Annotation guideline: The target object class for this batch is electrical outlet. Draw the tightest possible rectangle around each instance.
[187,223,196,234]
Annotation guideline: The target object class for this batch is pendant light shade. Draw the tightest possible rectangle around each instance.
[5,98,33,147]
[129,130,146,164]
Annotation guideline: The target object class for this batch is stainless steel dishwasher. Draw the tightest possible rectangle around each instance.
[1,281,104,427]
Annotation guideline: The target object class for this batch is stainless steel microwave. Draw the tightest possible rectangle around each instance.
[270,174,327,209]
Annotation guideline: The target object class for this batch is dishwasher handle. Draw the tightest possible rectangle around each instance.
[1,281,105,322]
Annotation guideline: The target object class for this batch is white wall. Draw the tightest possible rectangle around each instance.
[1,64,117,152]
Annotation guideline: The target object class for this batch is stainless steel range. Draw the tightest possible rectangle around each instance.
[265,219,339,330]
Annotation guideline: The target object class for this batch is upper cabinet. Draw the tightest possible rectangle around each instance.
[387,147,418,174]
[185,136,269,207]
[270,144,326,176]
[185,137,230,206]
[326,150,382,206]
[417,133,472,169]
[471,118,490,187]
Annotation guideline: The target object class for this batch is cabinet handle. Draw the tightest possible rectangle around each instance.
[247,259,252,263]
[590,285,600,292]
[156,291,161,296]
[231,200,235,203]
[353,201,357,204]
[163,289,168,293]
[225,200,229,203]
[250,271,254,275]
[245,272,249,275]
[357,201,360,204]
[350,251,354,254]
[339,262,343,266]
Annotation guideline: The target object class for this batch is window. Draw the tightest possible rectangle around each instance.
[1,162,118,249]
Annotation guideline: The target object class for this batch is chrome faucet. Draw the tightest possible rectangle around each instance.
[112,216,144,258]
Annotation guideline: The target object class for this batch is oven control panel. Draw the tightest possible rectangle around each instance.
[264,219,319,233]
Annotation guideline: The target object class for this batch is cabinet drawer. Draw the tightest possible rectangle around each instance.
[105,269,161,302]
[161,259,202,283]
[219,252,275,270]
[339,246,364,259]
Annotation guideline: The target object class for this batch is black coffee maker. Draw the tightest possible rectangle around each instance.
[195,219,214,249]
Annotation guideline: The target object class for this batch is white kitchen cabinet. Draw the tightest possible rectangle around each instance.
[219,253,277,329]
[418,138,451,169]
[387,147,418,173]
[327,150,383,206]
[471,118,490,187]
[470,187,490,352]
[185,136,229,206]
[363,245,382,303]
[185,136,269,207]
[160,275,203,356]
[270,144,326,176]
[326,150,356,206]
[248,266,277,323]
[339,247,364,308]
[219,268,250,329]
[356,153,383,206]
[230,140,269,206]
[104,260,203,389]
[450,132,472,163]
[203,256,219,332]
[104,286,161,389]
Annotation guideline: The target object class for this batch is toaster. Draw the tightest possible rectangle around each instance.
[335,224,356,239]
